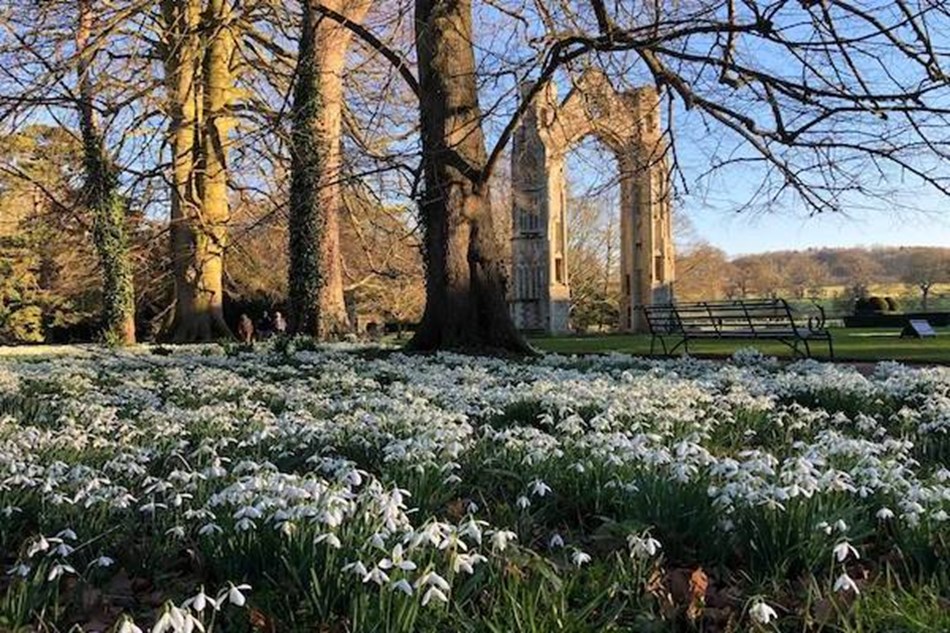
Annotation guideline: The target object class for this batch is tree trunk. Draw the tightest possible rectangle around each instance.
[288,0,370,339]
[162,0,232,341]
[76,0,136,345]
[409,0,530,353]
[922,286,929,311]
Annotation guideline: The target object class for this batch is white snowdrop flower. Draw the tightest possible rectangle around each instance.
[56,528,77,541]
[51,542,74,557]
[490,530,517,552]
[815,521,832,535]
[225,583,251,607]
[876,507,894,520]
[342,561,368,578]
[47,563,76,582]
[749,600,778,624]
[438,531,467,552]
[549,533,565,549]
[379,544,416,571]
[27,535,50,559]
[316,533,342,549]
[362,566,390,586]
[139,501,167,515]
[833,572,860,594]
[416,571,451,593]
[233,506,262,520]
[452,552,486,575]
[421,586,449,607]
[390,579,413,596]
[531,479,552,497]
[369,533,387,549]
[516,495,531,510]
[183,586,216,614]
[833,541,859,563]
[166,526,186,539]
[235,518,256,532]
[834,519,849,533]
[628,534,662,560]
[443,474,462,485]
[89,556,115,569]
[198,523,222,537]
[933,510,949,522]
[151,604,186,633]
[466,501,479,514]
[1,506,21,518]
[7,563,30,577]
[460,518,486,545]
[571,550,591,567]
[116,615,144,633]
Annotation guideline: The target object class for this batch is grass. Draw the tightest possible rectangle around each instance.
[530,327,950,363]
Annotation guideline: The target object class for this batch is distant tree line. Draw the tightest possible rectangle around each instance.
[676,244,950,313]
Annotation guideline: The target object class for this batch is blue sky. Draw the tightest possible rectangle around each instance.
[684,199,950,256]
[564,133,950,257]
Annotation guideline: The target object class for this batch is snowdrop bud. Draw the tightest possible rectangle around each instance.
[227,583,251,607]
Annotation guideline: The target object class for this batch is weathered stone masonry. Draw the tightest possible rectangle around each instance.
[509,70,674,333]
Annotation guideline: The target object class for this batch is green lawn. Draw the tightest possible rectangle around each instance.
[530,327,950,363]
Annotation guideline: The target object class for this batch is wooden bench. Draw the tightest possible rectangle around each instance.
[642,299,834,359]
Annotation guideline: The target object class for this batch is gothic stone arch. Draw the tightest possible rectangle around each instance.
[509,70,674,333]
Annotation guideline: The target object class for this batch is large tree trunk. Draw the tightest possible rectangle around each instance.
[77,0,136,345]
[409,0,530,353]
[162,0,232,341]
[288,0,370,338]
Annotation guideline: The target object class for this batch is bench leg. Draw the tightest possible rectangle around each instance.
[803,338,812,359]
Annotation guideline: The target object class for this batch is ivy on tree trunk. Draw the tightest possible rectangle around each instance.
[288,0,370,339]
[77,0,136,345]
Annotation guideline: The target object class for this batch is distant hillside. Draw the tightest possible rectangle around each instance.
[676,245,950,312]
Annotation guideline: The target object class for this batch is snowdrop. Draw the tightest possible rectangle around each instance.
[749,600,778,624]
[628,533,662,560]
[833,572,860,594]
[833,541,859,562]
[571,550,591,567]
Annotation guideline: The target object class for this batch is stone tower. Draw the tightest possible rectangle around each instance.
[509,70,674,333]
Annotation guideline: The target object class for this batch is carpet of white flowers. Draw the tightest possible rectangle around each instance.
[2,343,949,632]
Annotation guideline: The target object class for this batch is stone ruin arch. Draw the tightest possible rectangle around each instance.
[508,70,675,333]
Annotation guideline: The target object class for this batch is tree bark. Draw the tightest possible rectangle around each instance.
[162,0,232,341]
[288,0,370,339]
[76,0,136,345]
[409,0,530,353]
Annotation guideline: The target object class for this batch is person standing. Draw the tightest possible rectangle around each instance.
[237,314,254,343]
[273,311,287,336]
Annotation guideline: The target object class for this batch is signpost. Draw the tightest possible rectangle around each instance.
[901,319,937,339]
